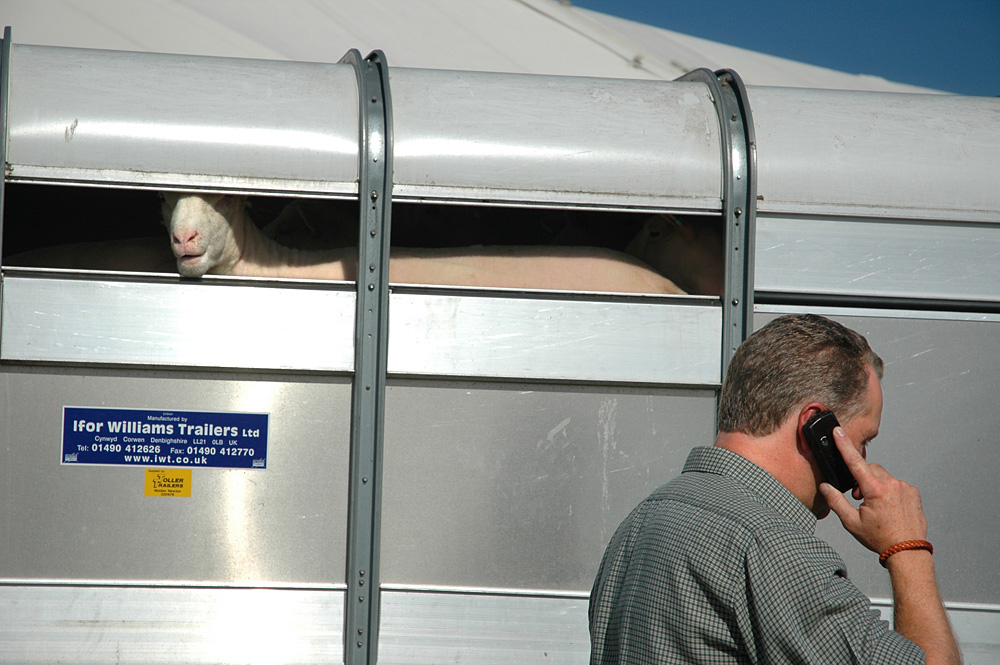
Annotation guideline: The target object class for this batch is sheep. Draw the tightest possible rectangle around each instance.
[625,214,725,296]
[164,192,690,295]
[244,198,726,295]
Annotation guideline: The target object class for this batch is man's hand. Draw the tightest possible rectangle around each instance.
[820,427,961,664]
[819,427,927,554]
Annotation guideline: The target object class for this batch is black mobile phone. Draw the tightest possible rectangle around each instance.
[803,411,857,492]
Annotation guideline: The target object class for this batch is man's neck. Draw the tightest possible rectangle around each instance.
[715,424,821,514]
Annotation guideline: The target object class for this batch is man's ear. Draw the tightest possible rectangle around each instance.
[796,402,827,452]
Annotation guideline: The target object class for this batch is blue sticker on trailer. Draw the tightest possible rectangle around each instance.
[62,406,268,469]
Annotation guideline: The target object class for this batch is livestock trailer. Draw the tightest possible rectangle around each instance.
[1,30,998,664]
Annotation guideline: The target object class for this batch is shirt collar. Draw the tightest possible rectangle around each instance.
[682,445,817,534]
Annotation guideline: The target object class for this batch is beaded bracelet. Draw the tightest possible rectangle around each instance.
[879,540,933,568]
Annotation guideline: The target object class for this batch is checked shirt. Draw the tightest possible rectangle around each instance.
[589,446,924,664]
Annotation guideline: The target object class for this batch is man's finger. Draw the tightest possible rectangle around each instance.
[865,463,892,481]
[832,426,872,486]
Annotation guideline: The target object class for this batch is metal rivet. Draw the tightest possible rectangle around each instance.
[731,113,738,121]
[369,263,376,271]
[370,230,377,237]
[734,207,742,217]
[370,190,378,200]
[368,283,375,291]
[732,298,740,306]
[359,596,365,603]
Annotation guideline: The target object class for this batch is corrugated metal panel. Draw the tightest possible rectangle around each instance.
[750,86,1000,303]
[379,590,590,664]
[751,86,1000,223]
[388,290,721,385]
[391,68,722,209]
[1,273,722,385]
[0,368,352,584]
[0,587,344,664]
[6,45,360,194]
[0,272,358,371]
[380,382,717,591]
[3,586,995,665]
[5,44,725,210]
[378,591,1000,665]
[755,215,1000,303]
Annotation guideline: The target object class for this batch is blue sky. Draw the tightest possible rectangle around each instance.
[570,0,1000,96]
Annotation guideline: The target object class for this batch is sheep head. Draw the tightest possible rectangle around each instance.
[625,214,725,296]
[162,192,246,277]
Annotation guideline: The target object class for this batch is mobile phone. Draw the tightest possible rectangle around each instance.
[802,411,857,492]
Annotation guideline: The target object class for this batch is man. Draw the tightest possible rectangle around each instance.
[589,314,961,665]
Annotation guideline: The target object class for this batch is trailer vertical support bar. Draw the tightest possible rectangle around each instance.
[715,69,756,378]
[341,48,393,665]
[676,68,757,384]
[0,28,12,353]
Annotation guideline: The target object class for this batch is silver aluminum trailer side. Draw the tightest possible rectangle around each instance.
[1,34,998,664]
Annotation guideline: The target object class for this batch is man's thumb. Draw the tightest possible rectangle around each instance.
[820,482,854,525]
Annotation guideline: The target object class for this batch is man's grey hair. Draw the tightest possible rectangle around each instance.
[717,314,884,436]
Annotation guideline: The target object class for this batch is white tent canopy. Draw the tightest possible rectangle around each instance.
[0,0,939,92]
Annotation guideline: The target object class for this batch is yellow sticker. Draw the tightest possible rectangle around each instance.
[145,469,192,497]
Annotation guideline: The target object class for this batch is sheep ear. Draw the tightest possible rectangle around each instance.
[159,192,178,225]
[659,214,697,242]
[211,194,250,218]
[645,215,673,240]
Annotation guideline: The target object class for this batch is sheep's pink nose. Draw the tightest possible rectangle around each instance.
[172,229,199,247]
